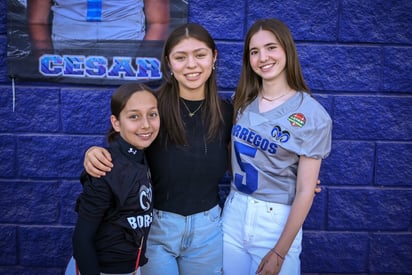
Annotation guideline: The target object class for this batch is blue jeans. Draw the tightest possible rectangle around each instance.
[222,191,302,275]
[140,204,223,275]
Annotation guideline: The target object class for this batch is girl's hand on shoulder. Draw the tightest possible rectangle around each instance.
[84,146,113,177]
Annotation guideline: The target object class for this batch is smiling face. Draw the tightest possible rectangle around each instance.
[111,91,160,150]
[168,37,216,98]
[248,30,287,83]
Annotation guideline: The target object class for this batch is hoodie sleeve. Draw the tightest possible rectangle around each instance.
[72,216,101,275]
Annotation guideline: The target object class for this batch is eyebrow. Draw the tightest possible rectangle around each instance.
[172,48,209,55]
[126,106,157,113]
[249,42,278,51]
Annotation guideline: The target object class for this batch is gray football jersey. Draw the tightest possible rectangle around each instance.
[52,0,146,48]
[231,92,332,205]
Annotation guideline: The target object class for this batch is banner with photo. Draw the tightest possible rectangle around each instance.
[7,0,188,85]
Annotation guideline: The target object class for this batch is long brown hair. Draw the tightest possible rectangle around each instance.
[233,18,310,116]
[156,23,224,145]
[107,83,157,143]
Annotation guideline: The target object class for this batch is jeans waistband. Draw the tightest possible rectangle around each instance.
[154,204,220,219]
[231,190,290,213]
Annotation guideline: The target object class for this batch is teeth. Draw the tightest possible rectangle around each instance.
[261,64,274,69]
[186,73,200,77]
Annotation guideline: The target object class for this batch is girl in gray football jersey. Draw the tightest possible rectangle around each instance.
[222,18,332,275]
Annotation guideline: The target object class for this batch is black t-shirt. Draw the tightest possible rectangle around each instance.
[146,99,233,216]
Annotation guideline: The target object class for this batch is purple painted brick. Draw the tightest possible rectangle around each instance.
[0,226,17,265]
[60,180,83,225]
[367,190,412,231]
[0,37,7,83]
[328,189,370,230]
[313,94,333,115]
[376,142,412,186]
[216,42,243,89]
[0,87,15,125]
[383,47,412,92]
[369,233,412,273]
[340,0,412,43]
[303,190,326,230]
[328,189,412,230]
[0,268,63,275]
[19,226,73,267]
[299,45,382,92]
[333,96,412,140]
[247,0,339,41]
[0,135,16,177]
[190,0,245,40]
[61,88,113,134]
[17,135,105,178]
[0,181,60,223]
[321,141,374,185]
[302,232,368,272]
[0,86,60,132]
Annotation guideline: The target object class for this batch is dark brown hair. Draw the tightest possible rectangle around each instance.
[156,23,224,145]
[233,18,310,116]
[107,83,157,143]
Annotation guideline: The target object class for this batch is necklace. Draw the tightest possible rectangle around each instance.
[181,99,204,117]
[261,92,287,102]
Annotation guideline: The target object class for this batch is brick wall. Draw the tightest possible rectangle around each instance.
[0,0,411,274]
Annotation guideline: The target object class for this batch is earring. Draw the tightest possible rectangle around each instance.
[170,71,174,76]
[212,64,216,70]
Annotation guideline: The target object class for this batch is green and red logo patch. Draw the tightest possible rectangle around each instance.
[288,113,306,127]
